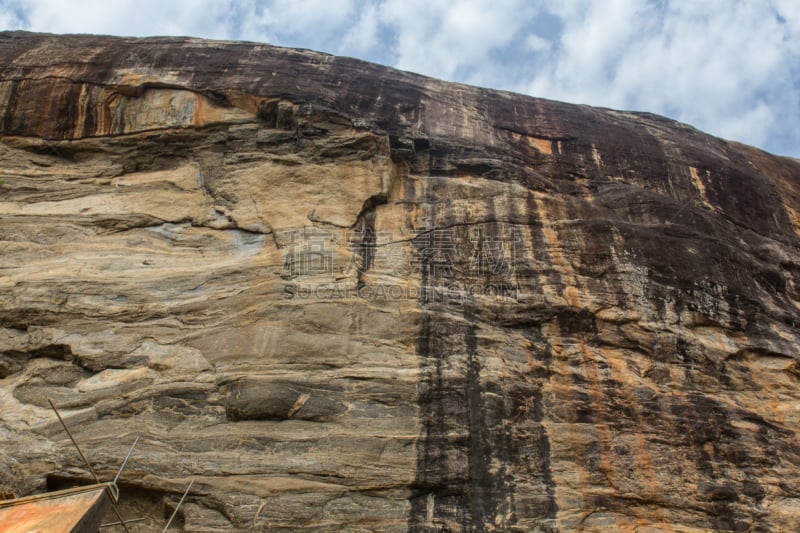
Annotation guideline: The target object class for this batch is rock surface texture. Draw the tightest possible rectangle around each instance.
[1,31,800,532]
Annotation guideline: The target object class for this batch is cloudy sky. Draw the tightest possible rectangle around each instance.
[1,0,798,157]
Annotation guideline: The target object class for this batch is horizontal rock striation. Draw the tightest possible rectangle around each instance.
[1,31,800,531]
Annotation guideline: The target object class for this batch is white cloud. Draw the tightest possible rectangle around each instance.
[340,2,380,56]
[525,0,799,155]
[234,0,362,54]
[524,33,549,53]
[373,0,539,85]
[1,0,237,39]
[0,1,25,28]
[0,0,798,156]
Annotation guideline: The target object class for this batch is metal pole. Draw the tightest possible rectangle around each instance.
[163,479,194,532]
[100,517,147,528]
[47,398,100,483]
[47,398,132,533]
[113,437,139,485]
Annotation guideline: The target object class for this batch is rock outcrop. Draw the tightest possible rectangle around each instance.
[1,31,800,532]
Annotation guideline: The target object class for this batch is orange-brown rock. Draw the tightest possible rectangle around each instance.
[1,31,800,532]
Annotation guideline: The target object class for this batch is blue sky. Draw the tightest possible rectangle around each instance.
[1,0,798,158]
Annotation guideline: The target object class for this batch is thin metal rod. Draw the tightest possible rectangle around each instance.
[110,505,132,533]
[100,517,147,528]
[163,479,194,532]
[113,437,139,485]
[47,398,100,483]
[47,398,132,533]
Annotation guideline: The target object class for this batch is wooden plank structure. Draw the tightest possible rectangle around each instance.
[0,482,117,533]
[0,400,190,531]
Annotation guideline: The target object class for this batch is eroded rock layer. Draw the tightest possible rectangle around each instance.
[1,31,800,532]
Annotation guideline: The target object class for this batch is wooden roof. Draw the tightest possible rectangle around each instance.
[0,483,116,533]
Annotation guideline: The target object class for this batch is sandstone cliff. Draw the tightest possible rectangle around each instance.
[1,31,800,532]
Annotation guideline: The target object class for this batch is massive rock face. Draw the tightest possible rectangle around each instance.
[1,31,800,532]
